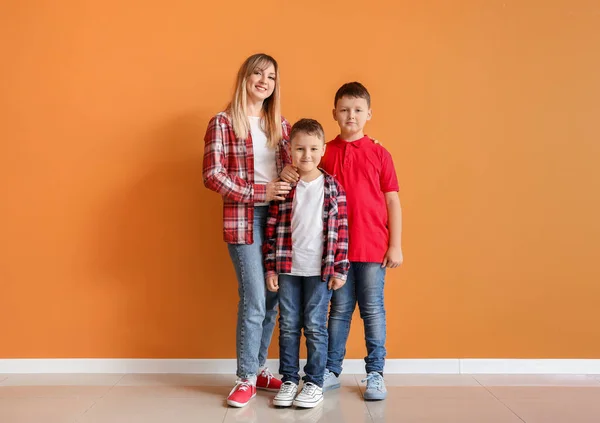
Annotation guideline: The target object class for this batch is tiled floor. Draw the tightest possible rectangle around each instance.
[1,373,600,422]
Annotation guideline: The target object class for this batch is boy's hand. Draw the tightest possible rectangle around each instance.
[280,165,300,183]
[370,137,381,145]
[382,246,403,268]
[266,275,279,292]
[328,277,346,290]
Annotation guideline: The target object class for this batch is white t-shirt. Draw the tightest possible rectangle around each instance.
[249,117,277,207]
[290,174,325,277]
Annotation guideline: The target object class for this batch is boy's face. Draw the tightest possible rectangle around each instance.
[332,96,372,138]
[291,132,326,174]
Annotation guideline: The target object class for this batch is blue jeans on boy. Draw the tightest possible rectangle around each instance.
[327,262,386,375]
[227,206,278,379]
[278,275,332,387]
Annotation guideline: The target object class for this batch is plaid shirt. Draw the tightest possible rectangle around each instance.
[203,112,291,244]
[263,171,350,282]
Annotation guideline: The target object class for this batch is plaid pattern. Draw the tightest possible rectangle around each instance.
[203,112,291,244]
[263,171,350,282]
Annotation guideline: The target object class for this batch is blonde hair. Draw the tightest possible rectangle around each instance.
[227,53,282,148]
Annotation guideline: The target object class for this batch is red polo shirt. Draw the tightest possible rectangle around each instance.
[320,135,399,263]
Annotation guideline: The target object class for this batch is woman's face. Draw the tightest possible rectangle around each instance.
[245,63,276,104]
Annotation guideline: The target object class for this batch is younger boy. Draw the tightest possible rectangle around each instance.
[320,82,403,401]
[263,118,349,408]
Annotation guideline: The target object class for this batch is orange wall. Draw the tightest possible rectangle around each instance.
[2,1,600,359]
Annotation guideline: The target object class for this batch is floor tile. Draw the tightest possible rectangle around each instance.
[223,387,372,423]
[0,385,113,398]
[360,385,497,399]
[366,396,523,423]
[368,374,480,387]
[0,373,123,386]
[76,397,227,423]
[0,397,96,423]
[502,397,600,423]
[473,374,600,386]
[116,373,235,386]
[485,385,600,401]
[103,384,231,399]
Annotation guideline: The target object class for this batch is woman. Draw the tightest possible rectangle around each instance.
[203,53,298,408]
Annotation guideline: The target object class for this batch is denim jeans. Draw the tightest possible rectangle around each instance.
[278,275,332,387]
[227,206,278,379]
[326,262,386,375]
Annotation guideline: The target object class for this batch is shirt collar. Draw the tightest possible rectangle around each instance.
[333,134,370,148]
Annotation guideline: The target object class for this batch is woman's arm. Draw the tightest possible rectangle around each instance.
[202,115,267,203]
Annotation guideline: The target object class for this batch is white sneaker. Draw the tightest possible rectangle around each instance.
[322,369,341,392]
[293,382,323,408]
[273,381,298,407]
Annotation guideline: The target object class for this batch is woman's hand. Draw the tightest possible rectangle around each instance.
[266,179,291,201]
[280,165,300,183]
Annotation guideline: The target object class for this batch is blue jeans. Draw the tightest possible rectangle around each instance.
[327,262,386,375]
[278,275,332,387]
[227,206,278,379]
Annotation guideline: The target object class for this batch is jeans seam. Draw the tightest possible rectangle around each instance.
[235,247,247,378]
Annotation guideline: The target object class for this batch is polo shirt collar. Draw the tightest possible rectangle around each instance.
[333,135,370,148]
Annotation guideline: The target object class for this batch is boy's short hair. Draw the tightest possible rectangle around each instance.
[290,118,325,143]
[334,82,371,108]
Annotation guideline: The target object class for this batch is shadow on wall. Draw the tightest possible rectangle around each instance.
[93,112,257,359]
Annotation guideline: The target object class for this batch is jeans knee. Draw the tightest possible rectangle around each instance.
[279,317,302,335]
[330,301,355,319]
[304,320,327,338]
[359,304,385,319]
[304,330,328,346]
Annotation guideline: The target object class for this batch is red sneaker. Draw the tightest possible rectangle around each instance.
[256,367,282,392]
[227,380,256,408]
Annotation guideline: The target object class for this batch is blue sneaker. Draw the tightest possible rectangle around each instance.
[362,372,387,400]
[322,369,341,392]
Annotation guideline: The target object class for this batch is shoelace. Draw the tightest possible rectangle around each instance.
[301,382,318,396]
[229,380,252,396]
[324,369,334,380]
[260,367,274,386]
[361,372,383,390]
[279,381,296,394]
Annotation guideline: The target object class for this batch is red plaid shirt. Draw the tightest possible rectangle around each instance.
[263,171,350,282]
[203,112,291,244]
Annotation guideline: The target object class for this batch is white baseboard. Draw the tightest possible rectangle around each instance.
[459,359,600,374]
[0,358,599,374]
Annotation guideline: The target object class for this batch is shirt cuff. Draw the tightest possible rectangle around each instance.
[332,272,347,282]
[254,183,267,202]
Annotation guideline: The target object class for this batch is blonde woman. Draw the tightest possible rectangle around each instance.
[203,53,298,407]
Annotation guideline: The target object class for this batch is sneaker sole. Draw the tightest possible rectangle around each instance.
[227,393,256,408]
[272,398,294,407]
[322,382,341,392]
[363,393,387,401]
[293,396,324,408]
